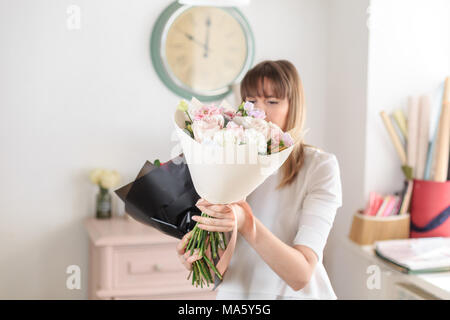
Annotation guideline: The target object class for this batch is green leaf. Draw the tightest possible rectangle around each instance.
[401,165,414,180]
[183,128,194,139]
[153,159,161,167]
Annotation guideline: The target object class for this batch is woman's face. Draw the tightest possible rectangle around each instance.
[244,79,289,131]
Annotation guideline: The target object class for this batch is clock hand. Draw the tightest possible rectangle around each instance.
[184,32,205,48]
[204,16,211,58]
[175,27,209,51]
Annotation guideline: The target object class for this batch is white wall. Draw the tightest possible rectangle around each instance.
[322,0,371,299]
[0,0,330,299]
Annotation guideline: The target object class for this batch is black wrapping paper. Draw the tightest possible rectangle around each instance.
[114,154,201,239]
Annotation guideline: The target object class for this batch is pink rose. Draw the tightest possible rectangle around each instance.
[248,108,266,119]
[192,115,224,143]
[243,101,254,112]
[242,101,266,119]
[268,122,283,152]
[281,132,294,147]
[223,110,236,121]
[193,105,224,121]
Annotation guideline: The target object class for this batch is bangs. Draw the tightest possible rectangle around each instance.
[240,62,290,100]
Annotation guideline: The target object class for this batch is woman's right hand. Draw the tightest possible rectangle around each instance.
[176,230,202,271]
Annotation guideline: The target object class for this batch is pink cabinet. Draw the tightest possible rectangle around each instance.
[84,217,217,300]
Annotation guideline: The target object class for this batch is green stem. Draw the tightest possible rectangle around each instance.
[192,265,196,285]
[194,262,200,287]
[211,232,217,259]
[185,227,196,251]
[185,212,229,287]
[99,185,109,195]
[200,259,213,284]
[184,110,193,123]
[203,255,222,280]
[200,230,206,257]
[197,259,210,286]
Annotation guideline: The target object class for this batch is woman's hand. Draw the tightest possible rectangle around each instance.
[176,230,202,271]
[193,199,247,233]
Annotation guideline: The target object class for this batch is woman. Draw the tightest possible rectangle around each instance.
[176,60,342,299]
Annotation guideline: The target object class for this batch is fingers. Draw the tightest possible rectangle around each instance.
[197,224,233,232]
[179,248,202,271]
[196,199,232,211]
[209,204,232,212]
[196,198,209,206]
[176,230,192,255]
[194,199,236,232]
[196,204,233,219]
[192,215,234,229]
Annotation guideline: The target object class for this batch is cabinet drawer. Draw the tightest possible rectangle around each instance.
[113,243,194,292]
[116,291,218,300]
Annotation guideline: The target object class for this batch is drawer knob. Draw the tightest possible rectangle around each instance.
[126,261,182,275]
[153,264,161,272]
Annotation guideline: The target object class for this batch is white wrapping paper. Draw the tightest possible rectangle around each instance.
[174,105,296,204]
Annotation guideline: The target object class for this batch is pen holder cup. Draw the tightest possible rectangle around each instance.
[410,179,450,238]
[348,210,410,245]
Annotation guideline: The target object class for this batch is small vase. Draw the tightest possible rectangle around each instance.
[96,186,112,219]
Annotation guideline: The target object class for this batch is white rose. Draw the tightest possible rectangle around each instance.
[232,116,253,129]
[248,118,270,140]
[212,127,244,147]
[233,117,272,141]
[244,128,267,154]
[192,117,223,143]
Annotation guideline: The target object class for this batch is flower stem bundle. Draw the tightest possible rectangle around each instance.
[183,212,227,287]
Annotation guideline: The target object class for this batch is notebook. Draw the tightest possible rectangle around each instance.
[374,237,450,274]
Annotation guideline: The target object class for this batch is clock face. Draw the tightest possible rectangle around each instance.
[163,6,248,94]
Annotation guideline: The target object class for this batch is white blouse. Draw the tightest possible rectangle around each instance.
[215,146,343,300]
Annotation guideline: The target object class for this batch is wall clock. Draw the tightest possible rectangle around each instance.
[150,1,255,102]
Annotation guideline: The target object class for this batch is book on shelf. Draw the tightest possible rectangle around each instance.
[374,237,450,274]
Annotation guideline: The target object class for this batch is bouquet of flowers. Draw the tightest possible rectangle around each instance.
[174,97,297,288]
[178,98,294,155]
[115,97,302,290]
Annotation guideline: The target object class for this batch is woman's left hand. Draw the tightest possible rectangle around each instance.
[193,199,246,233]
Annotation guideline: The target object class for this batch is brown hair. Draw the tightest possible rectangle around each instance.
[240,60,319,189]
